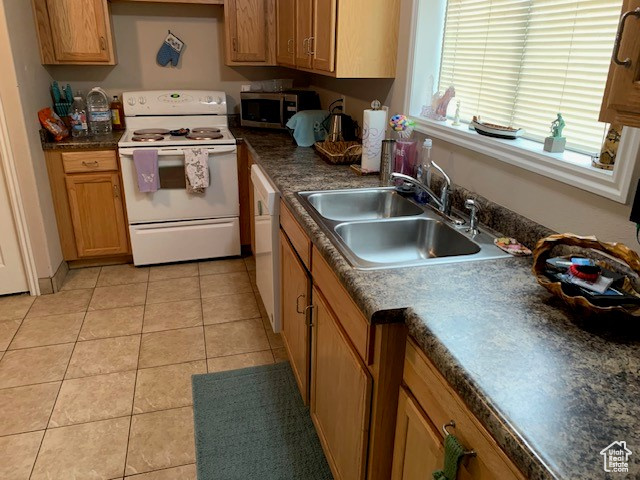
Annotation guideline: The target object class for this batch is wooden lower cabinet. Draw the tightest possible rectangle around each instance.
[279,230,312,403]
[393,340,526,480]
[45,149,130,261]
[392,387,444,480]
[65,173,129,257]
[310,286,372,480]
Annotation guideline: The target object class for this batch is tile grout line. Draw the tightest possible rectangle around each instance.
[123,461,196,479]
[1,295,37,355]
[27,268,100,480]
[122,275,150,478]
[0,343,274,394]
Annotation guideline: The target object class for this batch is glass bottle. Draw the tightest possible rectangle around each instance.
[69,96,89,138]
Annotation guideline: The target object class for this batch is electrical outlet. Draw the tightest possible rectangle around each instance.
[340,95,346,113]
[630,179,640,224]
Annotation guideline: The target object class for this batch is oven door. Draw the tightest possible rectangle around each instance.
[240,93,284,128]
[119,145,239,224]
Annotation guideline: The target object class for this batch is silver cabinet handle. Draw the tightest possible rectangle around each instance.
[287,38,293,54]
[308,36,315,55]
[113,184,120,198]
[100,36,106,51]
[612,7,640,67]
[82,161,99,167]
[296,294,306,314]
[232,37,238,52]
[302,37,309,55]
[257,200,263,216]
[442,421,476,457]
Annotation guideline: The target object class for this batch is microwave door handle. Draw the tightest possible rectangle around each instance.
[280,96,285,128]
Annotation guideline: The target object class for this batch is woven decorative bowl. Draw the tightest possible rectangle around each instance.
[532,233,640,316]
[314,141,362,165]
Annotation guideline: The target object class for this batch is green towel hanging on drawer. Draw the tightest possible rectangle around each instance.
[433,434,466,480]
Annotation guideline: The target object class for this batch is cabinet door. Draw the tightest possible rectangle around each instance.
[227,0,270,62]
[295,0,313,68]
[599,0,640,128]
[65,173,129,257]
[276,0,296,66]
[45,0,113,63]
[311,0,336,72]
[280,230,311,403]
[391,387,444,480]
[311,287,372,480]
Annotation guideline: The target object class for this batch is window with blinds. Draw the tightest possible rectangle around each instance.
[438,0,622,154]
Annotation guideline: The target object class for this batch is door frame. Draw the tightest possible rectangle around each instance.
[0,93,40,295]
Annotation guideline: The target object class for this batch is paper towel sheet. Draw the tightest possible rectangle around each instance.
[361,109,387,172]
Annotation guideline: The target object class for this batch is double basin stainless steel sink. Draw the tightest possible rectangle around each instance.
[296,187,510,270]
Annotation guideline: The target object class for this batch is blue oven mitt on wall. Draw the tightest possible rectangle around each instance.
[157,31,185,67]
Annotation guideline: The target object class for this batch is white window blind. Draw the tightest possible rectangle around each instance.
[439,0,622,154]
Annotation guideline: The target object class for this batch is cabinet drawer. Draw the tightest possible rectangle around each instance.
[62,151,118,173]
[312,246,371,363]
[280,200,311,268]
[403,339,525,480]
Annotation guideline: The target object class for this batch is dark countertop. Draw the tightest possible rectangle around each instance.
[41,130,123,150]
[232,127,640,480]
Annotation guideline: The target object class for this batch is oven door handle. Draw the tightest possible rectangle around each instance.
[119,146,237,157]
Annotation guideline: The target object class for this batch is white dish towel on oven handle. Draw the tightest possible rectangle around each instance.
[184,148,210,194]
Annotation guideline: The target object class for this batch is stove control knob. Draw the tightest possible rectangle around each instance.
[217,96,223,105]
[127,97,136,106]
[205,95,214,104]
[138,96,146,105]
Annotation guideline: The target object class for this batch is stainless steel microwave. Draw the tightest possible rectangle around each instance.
[240,90,320,129]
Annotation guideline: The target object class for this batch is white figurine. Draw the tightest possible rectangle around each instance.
[452,100,461,126]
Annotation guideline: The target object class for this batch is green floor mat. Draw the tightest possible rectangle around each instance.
[192,361,333,480]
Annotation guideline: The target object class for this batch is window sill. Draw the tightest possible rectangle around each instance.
[410,116,638,204]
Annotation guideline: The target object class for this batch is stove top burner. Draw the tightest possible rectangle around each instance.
[132,134,165,142]
[186,132,224,140]
[191,127,221,134]
[133,128,170,135]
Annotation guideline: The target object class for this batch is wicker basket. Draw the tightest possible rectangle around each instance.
[314,141,362,165]
[532,233,640,316]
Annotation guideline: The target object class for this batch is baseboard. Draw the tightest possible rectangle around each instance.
[37,260,69,295]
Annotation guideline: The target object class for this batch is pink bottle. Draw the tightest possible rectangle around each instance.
[394,140,418,177]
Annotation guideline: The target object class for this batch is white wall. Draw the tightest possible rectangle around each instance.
[311,0,640,251]
[47,2,308,113]
[0,0,62,279]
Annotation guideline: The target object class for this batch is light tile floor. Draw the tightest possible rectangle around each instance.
[0,256,286,480]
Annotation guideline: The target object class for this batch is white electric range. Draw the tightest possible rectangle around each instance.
[118,90,240,266]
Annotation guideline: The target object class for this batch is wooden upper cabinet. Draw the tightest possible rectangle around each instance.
[65,173,129,257]
[277,0,399,78]
[32,0,116,65]
[600,0,640,128]
[224,0,276,65]
[294,0,313,69]
[311,287,372,480]
[276,0,295,66]
[310,0,335,73]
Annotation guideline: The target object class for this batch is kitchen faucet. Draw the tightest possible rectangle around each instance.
[391,160,452,216]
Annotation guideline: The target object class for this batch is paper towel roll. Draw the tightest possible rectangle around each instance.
[361,109,387,173]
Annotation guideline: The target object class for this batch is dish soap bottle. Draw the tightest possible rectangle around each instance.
[69,96,88,138]
[415,138,432,204]
[110,95,126,131]
[87,87,112,136]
